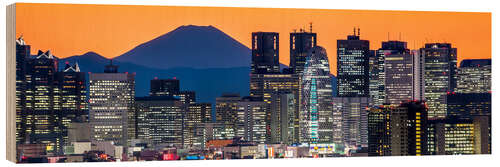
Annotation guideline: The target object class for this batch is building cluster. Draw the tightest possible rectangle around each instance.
[14,24,491,163]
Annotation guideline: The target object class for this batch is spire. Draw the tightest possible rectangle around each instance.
[74,62,80,72]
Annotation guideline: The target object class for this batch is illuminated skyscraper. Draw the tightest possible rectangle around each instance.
[15,36,30,144]
[215,93,241,137]
[290,27,317,74]
[421,43,457,119]
[447,93,491,119]
[150,79,179,96]
[184,103,212,148]
[378,41,413,105]
[135,96,184,147]
[412,50,425,101]
[251,32,279,74]
[337,28,370,97]
[334,97,370,147]
[300,46,333,143]
[456,59,491,94]
[236,97,270,144]
[367,105,392,156]
[270,93,296,144]
[89,61,135,146]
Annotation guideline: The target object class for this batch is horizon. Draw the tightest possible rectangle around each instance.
[15,3,491,75]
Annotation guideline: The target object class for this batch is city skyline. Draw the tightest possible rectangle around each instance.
[15,3,491,75]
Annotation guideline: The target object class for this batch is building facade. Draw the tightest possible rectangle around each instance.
[456,59,491,94]
[251,32,280,74]
[337,29,370,97]
[290,28,317,74]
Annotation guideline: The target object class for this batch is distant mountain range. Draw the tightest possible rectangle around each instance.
[60,25,337,105]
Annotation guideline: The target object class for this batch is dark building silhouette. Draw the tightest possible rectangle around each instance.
[446,93,491,119]
[337,28,371,97]
[150,79,180,96]
[290,27,317,74]
[251,32,279,74]
[367,101,428,156]
[456,59,491,94]
[420,43,457,119]
[15,36,30,144]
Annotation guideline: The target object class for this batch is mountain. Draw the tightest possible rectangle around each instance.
[61,52,250,104]
[114,25,251,69]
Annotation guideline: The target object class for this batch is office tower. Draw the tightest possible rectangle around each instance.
[15,36,30,144]
[215,93,241,136]
[456,59,491,93]
[427,117,490,155]
[270,94,296,144]
[89,61,135,146]
[367,101,428,156]
[150,79,180,96]
[194,122,235,148]
[412,50,425,101]
[54,63,88,147]
[251,32,279,74]
[135,96,184,148]
[334,97,370,148]
[390,101,428,156]
[150,78,196,104]
[447,93,491,119]
[367,105,392,156]
[300,46,333,143]
[290,26,317,74]
[236,97,270,144]
[378,41,413,105]
[184,103,212,148]
[368,50,381,105]
[249,73,300,142]
[421,43,457,119]
[23,50,62,154]
[337,28,370,97]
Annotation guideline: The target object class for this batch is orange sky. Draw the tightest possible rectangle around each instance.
[15,3,491,75]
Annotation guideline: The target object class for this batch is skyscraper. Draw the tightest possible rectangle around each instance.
[290,27,317,74]
[421,43,457,119]
[412,50,425,101]
[300,46,333,143]
[446,93,491,119]
[367,105,391,156]
[251,32,279,74]
[184,103,212,148]
[15,36,30,144]
[269,93,296,144]
[150,79,180,96]
[89,61,135,146]
[337,28,370,97]
[135,96,184,148]
[236,97,270,144]
[456,59,491,94]
[377,41,413,105]
[215,93,241,137]
[334,97,370,148]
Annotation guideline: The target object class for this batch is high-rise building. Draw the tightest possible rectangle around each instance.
[390,101,428,156]
[236,97,270,144]
[446,93,491,119]
[249,73,300,142]
[89,61,135,146]
[290,27,317,74]
[251,32,280,74]
[15,37,30,144]
[150,79,179,96]
[367,101,428,156]
[23,50,62,154]
[135,96,184,148]
[269,94,296,144]
[150,78,196,104]
[412,50,425,101]
[300,46,333,143]
[378,41,413,105]
[421,43,457,119]
[215,93,241,136]
[456,59,491,94]
[334,97,370,148]
[184,103,212,148]
[427,117,490,155]
[367,105,392,156]
[337,28,370,97]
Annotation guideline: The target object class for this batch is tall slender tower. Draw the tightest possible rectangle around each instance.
[251,32,280,74]
[300,46,333,143]
[337,28,370,97]
[290,26,317,74]
[420,43,457,119]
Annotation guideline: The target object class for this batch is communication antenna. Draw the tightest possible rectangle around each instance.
[358,27,360,36]
[309,22,313,33]
[353,27,356,36]
[387,32,390,41]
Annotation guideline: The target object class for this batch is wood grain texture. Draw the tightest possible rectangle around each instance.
[6,3,17,163]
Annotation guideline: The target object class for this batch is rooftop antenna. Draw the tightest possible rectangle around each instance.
[387,32,390,41]
[309,22,313,33]
[293,29,297,33]
[353,27,356,36]
[399,32,401,41]
[358,27,360,36]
